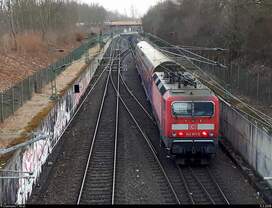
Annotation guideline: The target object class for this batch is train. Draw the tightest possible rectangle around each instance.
[134,40,220,164]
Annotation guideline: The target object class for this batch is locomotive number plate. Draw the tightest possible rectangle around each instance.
[186,132,200,136]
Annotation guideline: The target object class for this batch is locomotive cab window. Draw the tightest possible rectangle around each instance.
[172,102,214,117]
[172,102,192,116]
[194,102,214,117]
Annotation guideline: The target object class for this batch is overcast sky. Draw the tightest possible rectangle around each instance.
[82,0,161,18]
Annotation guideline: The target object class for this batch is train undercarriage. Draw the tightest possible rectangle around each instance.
[159,137,218,165]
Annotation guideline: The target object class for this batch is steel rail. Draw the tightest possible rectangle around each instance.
[189,167,216,204]
[111,42,121,205]
[206,167,230,205]
[178,165,230,205]
[115,43,156,125]
[76,69,111,204]
[177,166,195,204]
[77,37,127,204]
[109,70,181,205]
[118,54,156,125]
[49,40,114,153]
[128,35,232,205]
[132,37,230,205]
[77,39,118,204]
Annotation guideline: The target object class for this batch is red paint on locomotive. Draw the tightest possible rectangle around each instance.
[135,41,219,159]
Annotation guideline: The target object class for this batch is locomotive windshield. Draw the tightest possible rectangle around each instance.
[172,102,192,116]
[172,102,214,117]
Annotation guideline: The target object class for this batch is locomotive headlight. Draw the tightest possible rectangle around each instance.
[172,132,177,137]
[209,132,214,137]
[178,131,184,137]
[201,131,208,137]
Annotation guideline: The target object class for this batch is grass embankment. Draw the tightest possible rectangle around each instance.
[0,31,86,92]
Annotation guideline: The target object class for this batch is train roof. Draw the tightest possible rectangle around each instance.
[154,72,214,97]
[136,41,180,73]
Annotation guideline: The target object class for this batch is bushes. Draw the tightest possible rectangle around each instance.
[16,33,46,54]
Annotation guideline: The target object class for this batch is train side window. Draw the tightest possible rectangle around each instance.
[155,78,160,86]
[159,85,166,95]
[158,82,163,89]
[158,83,166,95]
[153,73,158,80]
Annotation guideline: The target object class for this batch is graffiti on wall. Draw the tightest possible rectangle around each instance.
[14,53,103,204]
[16,91,76,204]
[0,43,112,205]
[17,138,50,204]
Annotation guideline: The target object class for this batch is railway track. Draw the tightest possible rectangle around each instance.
[117,38,231,205]
[178,166,230,204]
[110,41,180,204]
[77,38,121,204]
[76,36,180,204]
[76,38,141,204]
[28,35,263,205]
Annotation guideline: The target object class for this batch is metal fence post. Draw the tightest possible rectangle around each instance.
[0,35,102,123]
[12,87,14,115]
[257,72,260,103]
[21,81,23,106]
[237,65,240,90]
[1,93,3,122]
[28,76,31,99]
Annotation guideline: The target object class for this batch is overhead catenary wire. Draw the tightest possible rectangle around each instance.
[146,33,272,129]
[147,33,225,67]
[175,46,272,128]
[159,48,227,68]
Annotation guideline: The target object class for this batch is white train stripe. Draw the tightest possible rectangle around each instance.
[173,140,214,143]
[197,124,214,130]
[172,124,215,130]
[194,140,214,142]
[173,140,193,143]
[172,124,188,130]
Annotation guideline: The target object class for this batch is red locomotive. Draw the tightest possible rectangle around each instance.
[135,41,219,164]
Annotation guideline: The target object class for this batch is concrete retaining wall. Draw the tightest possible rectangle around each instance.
[220,99,272,187]
[0,39,111,205]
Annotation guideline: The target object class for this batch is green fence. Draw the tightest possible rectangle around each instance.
[0,35,104,122]
[195,50,272,106]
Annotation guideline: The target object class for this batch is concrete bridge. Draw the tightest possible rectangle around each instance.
[104,20,142,33]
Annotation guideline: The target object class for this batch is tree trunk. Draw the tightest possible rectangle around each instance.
[8,2,17,51]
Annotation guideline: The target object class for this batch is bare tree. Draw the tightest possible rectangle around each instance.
[6,0,17,50]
